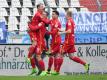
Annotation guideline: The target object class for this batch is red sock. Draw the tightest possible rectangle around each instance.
[70,56,86,65]
[38,60,45,71]
[30,58,36,68]
[56,58,63,72]
[28,45,35,58]
[48,57,54,70]
[54,58,57,71]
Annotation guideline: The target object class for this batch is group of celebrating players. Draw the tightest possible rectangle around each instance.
[26,3,90,76]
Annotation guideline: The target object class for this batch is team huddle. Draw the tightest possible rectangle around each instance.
[26,3,90,76]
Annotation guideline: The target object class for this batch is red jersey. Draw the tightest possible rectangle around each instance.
[28,11,42,41]
[47,19,61,54]
[36,22,46,42]
[28,11,49,41]
[64,18,75,45]
[29,10,49,31]
[30,11,42,26]
[36,18,50,42]
[61,18,76,54]
[50,19,61,44]
[36,18,50,54]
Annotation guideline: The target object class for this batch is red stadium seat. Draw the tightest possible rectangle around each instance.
[79,0,99,12]
[99,0,107,11]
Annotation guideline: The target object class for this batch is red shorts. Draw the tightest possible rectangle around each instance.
[62,44,76,54]
[28,31,37,41]
[50,43,60,55]
[35,40,46,55]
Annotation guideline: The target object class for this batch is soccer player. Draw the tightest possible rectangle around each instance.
[27,3,46,75]
[33,11,50,76]
[47,11,63,75]
[31,11,50,76]
[60,10,90,73]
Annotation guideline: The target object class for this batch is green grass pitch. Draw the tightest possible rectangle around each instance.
[0,74,107,80]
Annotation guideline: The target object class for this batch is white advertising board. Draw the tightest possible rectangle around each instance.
[0,44,107,76]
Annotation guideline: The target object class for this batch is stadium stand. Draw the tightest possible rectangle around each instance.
[0,8,8,16]
[46,0,57,7]
[99,0,107,11]
[11,0,21,7]
[80,8,89,12]
[0,0,9,7]
[8,16,19,25]
[57,8,66,14]
[22,8,32,16]
[19,16,29,31]
[36,0,45,6]
[23,0,33,7]
[0,0,107,32]
[33,8,37,15]
[79,0,99,12]
[71,0,80,7]
[10,8,20,16]
[0,16,7,24]
[68,8,78,12]
[8,24,18,31]
[59,0,69,7]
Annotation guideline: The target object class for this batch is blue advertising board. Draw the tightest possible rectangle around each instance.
[0,22,7,43]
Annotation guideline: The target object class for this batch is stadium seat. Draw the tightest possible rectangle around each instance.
[101,5,107,12]
[68,8,78,12]
[19,24,28,31]
[48,8,54,19]
[99,0,107,11]
[57,8,66,26]
[0,0,9,7]
[23,0,32,7]
[36,0,45,6]
[19,16,29,31]
[59,0,69,7]
[46,0,57,7]
[71,0,80,7]
[79,0,98,12]
[10,8,20,16]
[0,8,8,16]
[12,0,21,7]
[8,16,19,25]
[22,8,31,16]
[33,8,37,15]
[80,8,89,12]
[57,8,66,14]
[8,24,18,31]
[20,16,30,24]
[0,16,7,24]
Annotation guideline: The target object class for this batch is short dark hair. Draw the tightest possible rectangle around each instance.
[37,3,43,9]
[44,11,49,16]
[52,10,59,16]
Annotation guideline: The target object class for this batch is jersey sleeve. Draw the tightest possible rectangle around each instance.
[41,18,50,25]
[29,22,44,31]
